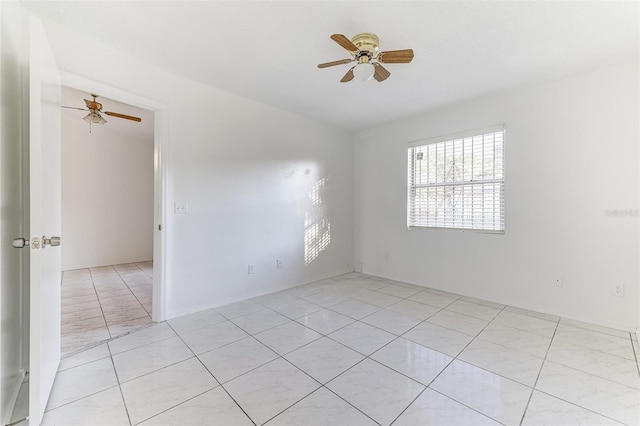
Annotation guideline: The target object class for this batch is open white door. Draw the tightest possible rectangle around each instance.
[28,17,62,426]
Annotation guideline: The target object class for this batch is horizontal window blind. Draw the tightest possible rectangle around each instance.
[407,126,505,232]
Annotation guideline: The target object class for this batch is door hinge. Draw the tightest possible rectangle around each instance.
[158,224,162,231]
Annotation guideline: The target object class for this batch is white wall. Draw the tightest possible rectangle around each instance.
[61,86,154,270]
[354,61,639,331]
[36,10,637,331]
[40,19,354,319]
[0,2,27,423]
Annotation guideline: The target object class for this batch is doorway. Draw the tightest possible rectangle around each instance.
[59,86,157,354]
[2,18,168,424]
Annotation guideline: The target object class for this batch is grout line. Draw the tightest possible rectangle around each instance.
[275,353,381,426]
[57,353,111,373]
[60,294,100,308]
[422,388,508,426]
[531,388,630,425]
[537,355,640,391]
[518,320,559,425]
[318,386,383,426]
[62,267,149,354]
[131,386,230,426]
[238,291,441,424]
[388,306,512,425]
[61,338,113,359]
[552,323,640,359]
[41,384,122,418]
[106,343,133,426]
[112,264,153,317]
[61,320,160,360]
[197,320,327,424]
[165,322,258,426]
[107,320,219,423]
[61,305,103,319]
[80,267,109,344]
[134,261,154,279]
[61,318,107,335]
[386,302,532,426]
[631,334,640,379]
[259,387,323,425]
[558,317,633,339]
[211,294,399,424]
[110,354,194,386]
[107,326,177,357]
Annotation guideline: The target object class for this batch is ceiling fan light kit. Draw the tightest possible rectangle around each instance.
[83,111,107,125]
[318,32,414,83]
[353,62,375,81]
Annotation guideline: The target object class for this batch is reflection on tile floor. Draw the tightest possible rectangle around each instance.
[61,262,153,355]
[44,273,640,425]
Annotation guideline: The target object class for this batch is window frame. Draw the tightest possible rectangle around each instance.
[407,125,506,234]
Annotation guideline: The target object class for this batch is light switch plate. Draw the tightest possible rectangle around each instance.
[174,202,188,214]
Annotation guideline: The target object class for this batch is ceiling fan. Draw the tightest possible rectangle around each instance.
[318,33,414,83]
[62,93,142,131]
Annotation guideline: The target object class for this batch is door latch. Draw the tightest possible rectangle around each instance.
[13,236,59,249]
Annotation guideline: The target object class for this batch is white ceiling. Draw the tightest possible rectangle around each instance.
[25,1,639,131]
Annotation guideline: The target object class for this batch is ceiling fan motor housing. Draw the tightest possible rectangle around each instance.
[351,33,379,55]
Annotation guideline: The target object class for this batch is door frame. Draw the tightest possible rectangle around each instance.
[58,72,169,321]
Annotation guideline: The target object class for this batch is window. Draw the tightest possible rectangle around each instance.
[407,125,505,232]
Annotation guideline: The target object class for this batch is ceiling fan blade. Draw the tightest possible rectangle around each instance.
[61,106,87,111]
[104,111,142,122]
[331,34,359,52]
[340,67,355,83]
[373,63,391,82]
[318,58,354,69]
[378,49,414,64]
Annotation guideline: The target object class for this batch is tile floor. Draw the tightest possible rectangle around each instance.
[61,262,154,355]
[40,273,640,425]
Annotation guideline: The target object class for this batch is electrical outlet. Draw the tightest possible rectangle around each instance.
[383,252,389,261]
[248,264,255,274]
[553,277,563,288]
[276,259,283,269]
[612,284,624,297]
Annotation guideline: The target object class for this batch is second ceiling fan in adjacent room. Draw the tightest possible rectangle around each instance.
[62,93,142,132]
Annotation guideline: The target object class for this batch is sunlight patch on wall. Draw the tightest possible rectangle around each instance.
[304,177,330,265]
